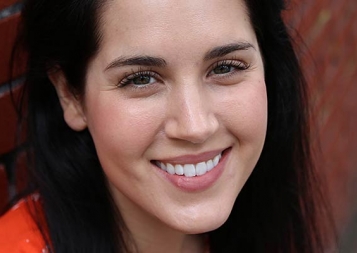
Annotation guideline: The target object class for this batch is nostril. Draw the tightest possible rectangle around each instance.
[164,96,218,143]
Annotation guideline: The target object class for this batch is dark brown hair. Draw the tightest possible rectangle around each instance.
[13,0,334,252]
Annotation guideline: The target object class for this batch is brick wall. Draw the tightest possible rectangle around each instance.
[0,0,25,209]
[284,0,357,251]
[1,0,356,251]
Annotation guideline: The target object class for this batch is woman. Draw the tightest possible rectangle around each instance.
[0,0,333,252]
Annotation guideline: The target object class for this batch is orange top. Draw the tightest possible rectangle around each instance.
[0,195,47,253]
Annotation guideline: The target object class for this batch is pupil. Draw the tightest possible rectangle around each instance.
[134,75,150,85]
[215,65,230,74]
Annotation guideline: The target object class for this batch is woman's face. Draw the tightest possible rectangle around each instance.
[81,0,267,234]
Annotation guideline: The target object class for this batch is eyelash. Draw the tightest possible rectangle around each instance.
[118,69,159,88]
[209,59,250,76]
[117,59,250,88]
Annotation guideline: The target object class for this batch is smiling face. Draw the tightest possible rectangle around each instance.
[63,0,267,235]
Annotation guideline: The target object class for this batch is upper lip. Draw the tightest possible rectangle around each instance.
[153,148,227,165]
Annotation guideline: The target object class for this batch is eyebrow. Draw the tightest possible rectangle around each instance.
[105,56,167,71]
[104,42,255,71]
[204,42,255,61]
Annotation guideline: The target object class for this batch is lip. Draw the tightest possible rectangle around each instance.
[154,147,231,192]
[154,148,226,165]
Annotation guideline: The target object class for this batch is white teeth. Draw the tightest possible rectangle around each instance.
[184,164,196,177]
[196,162,207,176]
[213,154,221,166]
[167,163,175,175]
[175,164,184,175]
[206,160,214,171]
[156,152,223,177]
[160,162,167,171]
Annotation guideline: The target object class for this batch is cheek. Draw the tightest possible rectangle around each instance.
[84,92,165,160]
[218,78,267,149]
[217,79,267,200]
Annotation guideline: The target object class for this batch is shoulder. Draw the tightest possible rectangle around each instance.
[0,194,47,253]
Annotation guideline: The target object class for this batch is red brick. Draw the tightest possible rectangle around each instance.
[0,13,26,85]
[0,164,9,211]
[0,83,26,155]
[290,0,357,238]
[0,0,19,10]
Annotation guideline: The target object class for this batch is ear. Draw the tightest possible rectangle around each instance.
[48,70,87,131]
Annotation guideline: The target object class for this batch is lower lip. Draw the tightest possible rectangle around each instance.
[154,148,231,192]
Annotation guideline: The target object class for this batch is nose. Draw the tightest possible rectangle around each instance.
[164,83,219,144]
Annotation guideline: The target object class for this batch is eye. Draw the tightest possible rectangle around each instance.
[210,60,249,76]
[132,75,153,85]
[213,65,234,74]
[118,71,158,87]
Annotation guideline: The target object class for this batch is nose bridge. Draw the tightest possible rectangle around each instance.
[165,80,218,143]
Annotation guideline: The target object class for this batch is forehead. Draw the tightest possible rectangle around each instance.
[97,0,256,60]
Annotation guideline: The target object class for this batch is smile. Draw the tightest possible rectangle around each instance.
[155,152,222,177]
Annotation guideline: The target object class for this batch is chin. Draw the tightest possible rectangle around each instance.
[170,210,231,234]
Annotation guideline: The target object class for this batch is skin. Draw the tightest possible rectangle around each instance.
[52,0,267,252]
